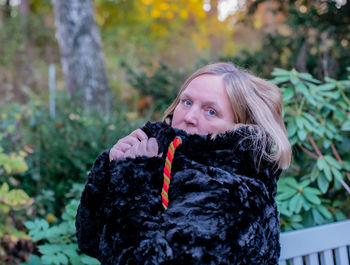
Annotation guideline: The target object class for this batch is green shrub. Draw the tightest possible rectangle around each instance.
[272,67,350,231]
[0,94,148,216]
[122,60,186,117]
[0,140,34,265]
[23,199,99,265]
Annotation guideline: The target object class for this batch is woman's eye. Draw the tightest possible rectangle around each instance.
[183,100,191,106]
[207,109,216,116]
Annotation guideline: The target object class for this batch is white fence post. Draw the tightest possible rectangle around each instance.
[49,64,56,119]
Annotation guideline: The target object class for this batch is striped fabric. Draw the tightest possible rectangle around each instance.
[161,137,182,210]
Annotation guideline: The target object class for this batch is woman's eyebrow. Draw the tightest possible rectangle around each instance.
[203,101,223,113]
[180,92,192,99]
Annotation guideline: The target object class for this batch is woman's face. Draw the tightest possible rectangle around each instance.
[172,74,235,135]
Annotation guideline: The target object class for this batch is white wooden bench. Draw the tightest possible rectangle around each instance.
[279,219,350,265]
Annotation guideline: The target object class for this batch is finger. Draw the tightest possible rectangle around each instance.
[119,135,140,146]
[115,142,132,152]
[124,148,136,159]
[115,150,125,159]
[109,149,125,161]
[130,129,148,141]
[147,138,159,157]
[136,139,148,156]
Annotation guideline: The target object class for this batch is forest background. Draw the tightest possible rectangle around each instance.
[0,0,350,264]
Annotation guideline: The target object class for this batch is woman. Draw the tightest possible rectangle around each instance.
[76,62,291,265]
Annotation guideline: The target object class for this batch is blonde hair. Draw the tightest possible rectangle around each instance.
[163,62,291,169]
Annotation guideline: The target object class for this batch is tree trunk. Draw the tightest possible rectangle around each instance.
[51,0,110,112]
[19,0,30,17]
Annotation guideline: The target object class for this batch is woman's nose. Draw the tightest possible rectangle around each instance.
[184,107,198,126]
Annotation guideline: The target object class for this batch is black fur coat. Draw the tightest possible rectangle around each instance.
[76,121,282,265]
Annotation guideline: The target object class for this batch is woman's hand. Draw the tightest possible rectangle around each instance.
[109,129,159,161]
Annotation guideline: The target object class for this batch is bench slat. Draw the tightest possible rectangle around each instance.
[306,253,319,265]
[320,249,334,265]
[293,256,304,265]
[335,246,349,265]
[280,220,350,260]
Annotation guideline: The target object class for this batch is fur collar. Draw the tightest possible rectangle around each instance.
[141,121,281,195]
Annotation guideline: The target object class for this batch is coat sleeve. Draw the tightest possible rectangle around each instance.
[75,150,110,259]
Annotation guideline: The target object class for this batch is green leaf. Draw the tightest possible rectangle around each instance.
[298,73,321,83]
[317,173,329,194]
[323,164,332,182]
[297,129,307,141]
[316,205,332,220]
[80,256,101,265]
[69,256,83,265]
[290,214,303,223]
[289,136,298,146]
[270,76,290,85]
[276,186,297,201]
[324,77,336,83]
[304,94,317,106]
[296,82,309,95]
[316,83,336,91]
[333,177,342,190]
[287,122,297,137]
[334,109,346,121]
[296,116,304,129]
[284,178,299,189]
[278,201,292,216]
[290,222,304,230]
[317,158,326,170]
[343,162,350,171]
[327,122,338,133]
[331,167,343,181]
[303,113,319,126]
[290,75,299,85]
[319,91,340,99]
[334,211,347,221]
[289,194,303,214]
[303,189,321,205]
[301,117,313,131]
[282,87,295,101]
[324,155,342,170]
[306,187,321,195]
[301,196,311,211]
[323,102,337,111]
[41,255,53,265]
[310,165,319,182]
[300,179,311,188]
[271,68,291,76]
[38,244,62,255]
[24,221,36,230]
[341,121,350,131]
[312,208,325,224]
[55,253,69,265]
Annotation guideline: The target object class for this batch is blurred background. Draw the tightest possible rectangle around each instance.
[0,0,349,264]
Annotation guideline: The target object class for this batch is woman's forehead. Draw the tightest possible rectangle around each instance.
[182,75,227,99]
[180,75,233,113]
